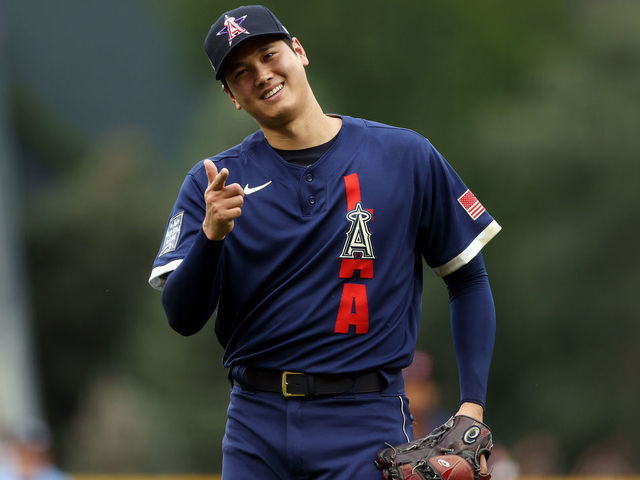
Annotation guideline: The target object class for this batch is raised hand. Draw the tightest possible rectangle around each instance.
[202,159,245,240]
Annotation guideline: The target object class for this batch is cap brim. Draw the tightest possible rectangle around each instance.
[215,32,290,80]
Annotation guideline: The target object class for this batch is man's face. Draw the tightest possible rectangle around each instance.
[222,36,311,128]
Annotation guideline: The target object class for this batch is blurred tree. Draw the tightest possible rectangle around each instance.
[465,0,640,467]
[18,121,242,470]
[152,0,570,153]
[23,129,167,455]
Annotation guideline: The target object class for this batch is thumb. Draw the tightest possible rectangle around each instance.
[480,454,488,475]
[203,159,218,186]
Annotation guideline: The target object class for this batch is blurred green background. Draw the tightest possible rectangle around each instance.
[1,0,638,474]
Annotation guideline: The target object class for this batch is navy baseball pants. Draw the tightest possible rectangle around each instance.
[221,373,413,479]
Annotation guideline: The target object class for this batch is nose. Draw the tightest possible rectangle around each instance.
[255,65,273,87]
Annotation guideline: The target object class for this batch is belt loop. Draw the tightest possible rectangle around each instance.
[229,365,245,387]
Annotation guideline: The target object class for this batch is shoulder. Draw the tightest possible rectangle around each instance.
[187,143,243,178]
[346,115,434,151]
[341,116,439,172]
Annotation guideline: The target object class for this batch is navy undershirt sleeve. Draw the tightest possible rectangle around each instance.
[161,229,224,336]
[442,252,496,408]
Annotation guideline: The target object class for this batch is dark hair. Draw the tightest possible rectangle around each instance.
[221,36,295,91]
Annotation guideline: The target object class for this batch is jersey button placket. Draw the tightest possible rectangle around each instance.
[299,170,323,216]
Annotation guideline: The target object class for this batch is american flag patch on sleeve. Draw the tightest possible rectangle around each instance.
[457,189,485,220]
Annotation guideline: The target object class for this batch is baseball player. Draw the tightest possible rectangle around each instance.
[149,5,500,479]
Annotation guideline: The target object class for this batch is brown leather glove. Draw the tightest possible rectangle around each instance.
[375,415,493,480]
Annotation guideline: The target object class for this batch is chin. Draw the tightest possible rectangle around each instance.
[256,107,298,129]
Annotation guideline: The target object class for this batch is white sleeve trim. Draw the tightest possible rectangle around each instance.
[148,259,184,290]
[433,220,502,277]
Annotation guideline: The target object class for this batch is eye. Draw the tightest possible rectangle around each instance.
[234,68,248,80]
[264,51,277,61]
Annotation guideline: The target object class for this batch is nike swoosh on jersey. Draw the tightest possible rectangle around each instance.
[244,181,272,195]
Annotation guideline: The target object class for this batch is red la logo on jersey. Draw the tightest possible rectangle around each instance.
[217,15,249,45]
[334,174,375,335]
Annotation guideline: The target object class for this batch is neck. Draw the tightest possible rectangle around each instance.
[260,97,342,150]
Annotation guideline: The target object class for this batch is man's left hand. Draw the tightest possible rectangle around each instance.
[455,402,489,476]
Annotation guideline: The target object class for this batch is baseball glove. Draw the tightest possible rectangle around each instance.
[375,415,493,480]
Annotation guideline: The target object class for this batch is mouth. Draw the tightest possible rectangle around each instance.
[261,83,284,100]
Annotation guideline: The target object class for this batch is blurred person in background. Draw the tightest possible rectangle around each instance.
[511,431,561,474]
[0,419,70,480]
[402,350,449,438]
[486,445,519,480]
[570,438,634,475]
[404,352,520,480]
[0,429,10,470]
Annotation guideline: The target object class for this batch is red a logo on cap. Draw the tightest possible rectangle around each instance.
[217,15,249,45]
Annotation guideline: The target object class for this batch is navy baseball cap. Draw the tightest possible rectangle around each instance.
[204,5,291,80]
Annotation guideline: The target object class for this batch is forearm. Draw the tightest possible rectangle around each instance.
[444,253,496,409]
[161,229,224,335]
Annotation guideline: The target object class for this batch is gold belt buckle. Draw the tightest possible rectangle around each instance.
[282,371,305,397]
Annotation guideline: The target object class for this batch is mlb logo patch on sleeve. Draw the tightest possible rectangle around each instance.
[160,211,184,256]
[457,189,485,220]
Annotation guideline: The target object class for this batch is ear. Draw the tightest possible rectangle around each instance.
[291,37,309,67]
[222,84,242,111]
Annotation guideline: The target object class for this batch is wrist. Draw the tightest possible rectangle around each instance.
[202,224,226,241]
[455,402,484,422]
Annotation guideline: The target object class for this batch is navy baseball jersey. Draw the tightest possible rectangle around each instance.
[149,115,500,374]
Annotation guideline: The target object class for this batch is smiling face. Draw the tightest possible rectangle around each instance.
[222,35,313,129]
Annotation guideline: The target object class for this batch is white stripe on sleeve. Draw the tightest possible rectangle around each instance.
[148,259,184,290]
[433,220,501,277]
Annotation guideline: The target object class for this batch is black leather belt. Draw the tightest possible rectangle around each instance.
[235,367,388,397]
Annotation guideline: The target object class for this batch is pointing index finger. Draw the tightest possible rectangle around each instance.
[203,159,218,186]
